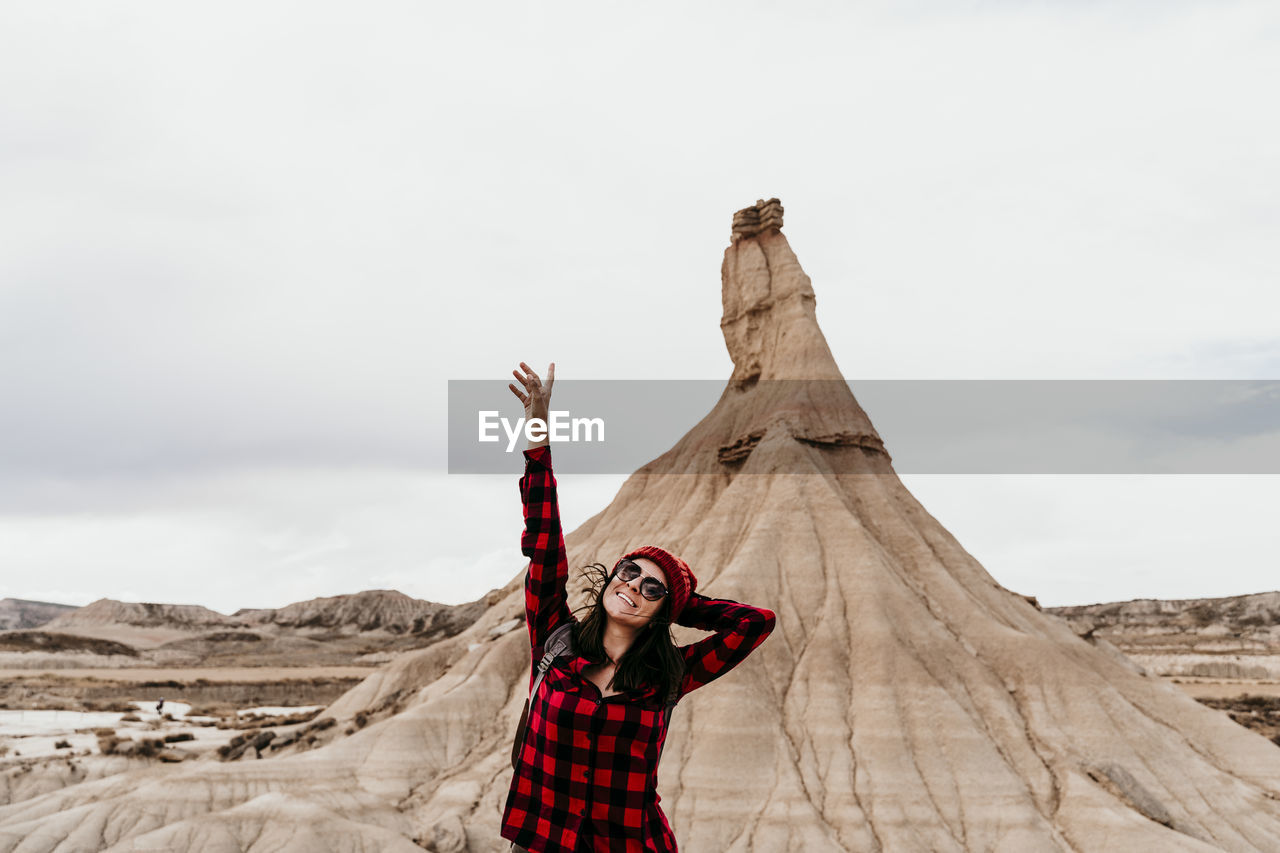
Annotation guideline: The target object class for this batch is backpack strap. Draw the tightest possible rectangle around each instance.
[530,621,576,698]
[655,681,681,766]
[512,621,576,770]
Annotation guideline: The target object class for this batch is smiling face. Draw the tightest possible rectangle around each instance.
[602,557,669,630]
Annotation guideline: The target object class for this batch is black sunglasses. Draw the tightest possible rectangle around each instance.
[612,559,669,601]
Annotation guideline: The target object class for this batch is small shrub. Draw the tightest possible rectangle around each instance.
[54,740,72,749]
[218,734,251,760]
[276,709,321,725]
[354,712,369,729]
[120,713,141,722]
[85,700,136,712]
[163,733,195,743]
[1187,602,1217,627]
[135,739,164,758]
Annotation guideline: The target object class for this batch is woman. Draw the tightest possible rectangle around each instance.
[501,361,778,853]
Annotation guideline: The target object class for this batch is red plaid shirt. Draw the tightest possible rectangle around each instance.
[502,445,777,853]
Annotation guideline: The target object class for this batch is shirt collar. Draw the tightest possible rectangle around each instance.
[568,654,659,699]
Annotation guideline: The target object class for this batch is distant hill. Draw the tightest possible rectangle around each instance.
[1047,590,1280,639]
[235,589,486,637]
[1047,590,1280,680]
[1,589,495,667]
[45,598,241,631]
[0,597,77,631]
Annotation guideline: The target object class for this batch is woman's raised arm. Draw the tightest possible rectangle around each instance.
[510,363,571,667]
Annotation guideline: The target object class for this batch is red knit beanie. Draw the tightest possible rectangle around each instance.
[621,546,698,622]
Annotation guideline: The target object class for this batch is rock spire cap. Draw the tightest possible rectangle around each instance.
[731,197,784,243]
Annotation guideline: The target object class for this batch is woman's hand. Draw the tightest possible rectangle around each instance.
[509,361,555,449]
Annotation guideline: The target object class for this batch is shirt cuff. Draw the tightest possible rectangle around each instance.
[523,445,552,469]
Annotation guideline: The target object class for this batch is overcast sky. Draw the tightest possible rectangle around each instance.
[2,1,1277,614]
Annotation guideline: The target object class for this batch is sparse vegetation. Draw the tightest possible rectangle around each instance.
[1187,602,1217,627]
[54,739,72,749]
[1197,695,1280,744]
[120,712,141,722]
[217,730,276,761]
[217,708,320,730]
[135,738,164,758]
[81,700,136,712]
[96,733,167,758]
[0,631,138,656]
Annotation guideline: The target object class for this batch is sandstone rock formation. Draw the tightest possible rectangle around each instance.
[0,599,75,632]
[235,589,479,636]
[47,600,237,631]
[4,202,1280,851]
[1050,591,1280,680]
[731,197,785,242]
[40,599,245,648]
[0,591,488,670]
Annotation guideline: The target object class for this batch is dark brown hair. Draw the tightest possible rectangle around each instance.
[570,562,685,702]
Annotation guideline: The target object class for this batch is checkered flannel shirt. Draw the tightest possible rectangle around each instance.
[501,445,778,852]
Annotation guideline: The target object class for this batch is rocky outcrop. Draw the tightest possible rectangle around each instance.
[0,599,75,632]
[1049,591,1280,637]
[235,590,475,636]
[5,200,1280,852]
[1,591,490,669]
[1048,591,1280,678]
[731,196,785,242]
[0,632,137,657]
[46,600,240,631]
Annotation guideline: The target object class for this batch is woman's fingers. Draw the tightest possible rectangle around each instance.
[512,361,553,408]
